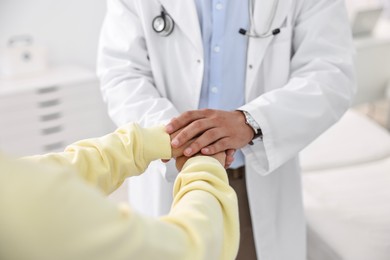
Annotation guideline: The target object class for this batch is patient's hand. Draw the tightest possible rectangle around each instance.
[209,152,226,166]
[175,151,227,172]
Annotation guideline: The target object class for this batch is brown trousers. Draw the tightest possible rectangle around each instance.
[227,166,258,260]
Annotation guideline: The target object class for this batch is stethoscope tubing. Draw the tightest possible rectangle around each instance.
[153,0,280,38]
[247,0,280,37]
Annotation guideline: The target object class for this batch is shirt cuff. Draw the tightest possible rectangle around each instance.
[141,125,172,162]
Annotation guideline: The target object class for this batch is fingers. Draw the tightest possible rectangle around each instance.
[226,149,236,157]
[171,118,214,150]
[166,109,254,159]
[182,128,224,156]
[209,151,226,166]
[170,129,198,158]
[201,149,235,168]
[225,159,233,169]
[170,129,186,158]
[200,137,232,155]
[224,150,236,168]
[166,110,209,134]
[225,149,236,167]
[175,151,227,171]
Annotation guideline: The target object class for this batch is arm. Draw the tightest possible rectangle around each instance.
[97,0,179,127]
[166,109,254,157]
[0,154,238,260]
[161,156,239,260]
[22,123,171,195]
[166,0,356,175]
[240,0,356,174]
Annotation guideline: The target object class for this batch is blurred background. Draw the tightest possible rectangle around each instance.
[0,1,390,260]
[0,0,114,157]
[0,0,106,69]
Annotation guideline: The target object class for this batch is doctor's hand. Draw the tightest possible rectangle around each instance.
[168,127,235,168]
[175,151,227,172]
[165,109,254,157]
[163,130,194,163]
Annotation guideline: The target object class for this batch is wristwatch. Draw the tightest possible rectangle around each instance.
[239,110,263,144]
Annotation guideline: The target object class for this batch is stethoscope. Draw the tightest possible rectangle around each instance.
[152,0,280,38]
[152,6,174,37]
[239,0,281,37]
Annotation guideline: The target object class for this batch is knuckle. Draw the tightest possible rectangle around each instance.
[192,120,203,129]
[180,131,189,140]
[202,108,212,116]
[218,139,229,149]
[170,117,179,126]
[206,130,217,139]
[207,146,216,154]
[183,111,193,119]
[191,141,201,151]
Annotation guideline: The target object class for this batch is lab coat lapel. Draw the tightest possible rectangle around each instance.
[158,0,203,55]
[246,0,292,98]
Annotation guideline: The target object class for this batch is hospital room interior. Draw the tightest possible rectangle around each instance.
[0,0,390,259]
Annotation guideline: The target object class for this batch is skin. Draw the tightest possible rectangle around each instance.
[166,109,255,159]
[175,151,227,171]
[169,127,236,169]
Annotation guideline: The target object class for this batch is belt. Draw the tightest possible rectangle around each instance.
[227,166,245,179]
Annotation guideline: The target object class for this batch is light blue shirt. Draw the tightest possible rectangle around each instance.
[195,0,249,168]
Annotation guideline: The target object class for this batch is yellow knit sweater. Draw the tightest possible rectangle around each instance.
[0,123,238,260]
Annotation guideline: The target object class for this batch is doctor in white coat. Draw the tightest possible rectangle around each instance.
[97,0,356,259]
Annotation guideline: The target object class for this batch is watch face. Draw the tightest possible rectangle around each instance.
[243,111,260,134]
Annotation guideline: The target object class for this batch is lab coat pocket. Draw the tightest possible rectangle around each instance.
[263,27,293,92]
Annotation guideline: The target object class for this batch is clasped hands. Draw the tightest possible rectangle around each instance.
[166,109,255,170]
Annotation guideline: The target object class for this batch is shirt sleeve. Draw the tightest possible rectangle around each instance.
[239,0,356,176]
[162,156,240,260]
[0,152,238,260]
[21,123,171,195]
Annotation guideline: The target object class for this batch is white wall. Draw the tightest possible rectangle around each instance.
[1,0,389,70]
[0,0,107,70]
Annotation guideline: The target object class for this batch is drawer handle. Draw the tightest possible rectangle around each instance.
[41,125,62,135]
[40,112,62,121]
[44,142,64,152]
[37,86,59,94]
[39,99,60,108]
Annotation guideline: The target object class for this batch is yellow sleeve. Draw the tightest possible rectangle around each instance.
[21,123,171,194]
[162,156,240,259]
[0,154,238,260]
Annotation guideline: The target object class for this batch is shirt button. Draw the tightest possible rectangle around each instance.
[211,87,218,94]
[216,2,223,10]
[213,45,221,53]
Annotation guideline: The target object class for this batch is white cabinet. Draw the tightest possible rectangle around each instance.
[0,66,115,156]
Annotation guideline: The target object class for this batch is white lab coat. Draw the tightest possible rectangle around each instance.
[97,0,356,259]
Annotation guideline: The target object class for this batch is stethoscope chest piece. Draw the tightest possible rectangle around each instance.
[152,9,174,37]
